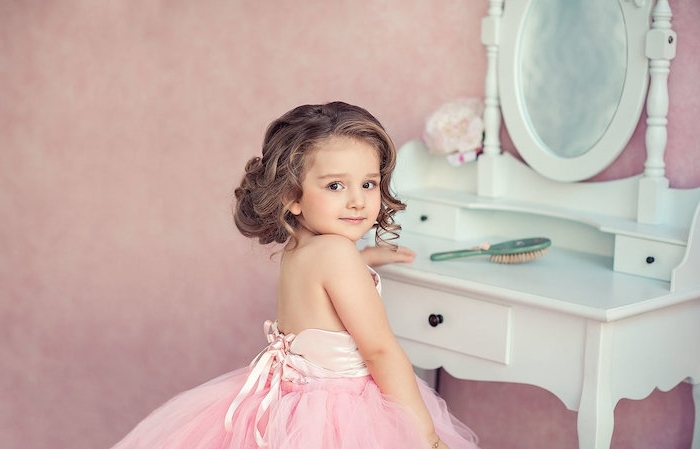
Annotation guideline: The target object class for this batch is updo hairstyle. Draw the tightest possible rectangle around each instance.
[233,101,405,249]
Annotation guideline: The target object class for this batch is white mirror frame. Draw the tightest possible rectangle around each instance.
[498,0,653,182]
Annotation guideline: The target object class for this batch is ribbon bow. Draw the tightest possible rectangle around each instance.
[224,320,302,446]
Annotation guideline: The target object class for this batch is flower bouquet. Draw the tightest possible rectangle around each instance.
[422,98,484,166]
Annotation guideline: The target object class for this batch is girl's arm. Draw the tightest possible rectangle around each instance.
[316,236,443,448]
[360,244,415,267]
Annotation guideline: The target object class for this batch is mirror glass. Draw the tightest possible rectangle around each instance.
[520,0,627,159]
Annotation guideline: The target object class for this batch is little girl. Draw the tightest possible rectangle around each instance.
[110,102,480,449]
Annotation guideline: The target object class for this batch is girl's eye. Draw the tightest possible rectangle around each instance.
[327,182,343,191]
[363,181,378,189]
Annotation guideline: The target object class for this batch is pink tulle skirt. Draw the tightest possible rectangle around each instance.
[110,367,479,449]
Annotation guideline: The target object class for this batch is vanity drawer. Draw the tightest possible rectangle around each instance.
[399,199,460,239]
[613,235,685,281]
[381,279,512,365]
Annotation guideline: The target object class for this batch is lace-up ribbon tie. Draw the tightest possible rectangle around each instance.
[224,320,304,446]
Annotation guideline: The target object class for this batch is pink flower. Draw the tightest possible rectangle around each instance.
[422,98,485,157]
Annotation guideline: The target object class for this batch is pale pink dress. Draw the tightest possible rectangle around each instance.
[110,270,480,449]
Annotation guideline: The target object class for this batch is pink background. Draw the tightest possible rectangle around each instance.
[1,1,698,449]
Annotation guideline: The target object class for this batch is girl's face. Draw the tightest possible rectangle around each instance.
[289,136,382,243]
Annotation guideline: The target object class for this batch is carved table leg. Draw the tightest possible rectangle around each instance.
[577,394,614,449]
[577,321,615,449]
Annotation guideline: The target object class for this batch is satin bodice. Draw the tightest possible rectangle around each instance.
[272,322,370,378]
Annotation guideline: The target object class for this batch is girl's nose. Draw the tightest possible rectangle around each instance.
[347,188,365,208]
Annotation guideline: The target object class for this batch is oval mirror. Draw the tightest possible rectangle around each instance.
[499,0,652,182]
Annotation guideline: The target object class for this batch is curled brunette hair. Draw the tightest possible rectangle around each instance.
[233,101,406,249]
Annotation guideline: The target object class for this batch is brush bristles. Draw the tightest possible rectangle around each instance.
[489,248,549,264]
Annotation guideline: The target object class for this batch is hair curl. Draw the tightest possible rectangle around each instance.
[233,101,405,250]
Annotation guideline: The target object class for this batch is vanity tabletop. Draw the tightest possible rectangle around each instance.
[376,231,698,322]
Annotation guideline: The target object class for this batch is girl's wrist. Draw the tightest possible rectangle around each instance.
[426,431,441,448]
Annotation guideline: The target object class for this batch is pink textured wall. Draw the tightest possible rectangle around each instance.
[0,2,697,449]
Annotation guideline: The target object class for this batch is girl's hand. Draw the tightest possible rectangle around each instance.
[360,245,416,267]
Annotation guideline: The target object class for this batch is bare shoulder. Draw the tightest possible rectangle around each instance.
[295,235,357,260]
[300,235,368,278]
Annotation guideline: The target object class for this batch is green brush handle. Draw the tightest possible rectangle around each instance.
[430,237,551,262]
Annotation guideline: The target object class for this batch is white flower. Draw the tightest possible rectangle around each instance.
[422,98,485,157]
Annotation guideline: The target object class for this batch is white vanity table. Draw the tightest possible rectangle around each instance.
[377,1,700,448]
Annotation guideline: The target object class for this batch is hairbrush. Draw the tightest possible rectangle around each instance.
[430,237,551,264]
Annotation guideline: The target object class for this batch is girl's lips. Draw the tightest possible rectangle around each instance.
[341,217,365,224]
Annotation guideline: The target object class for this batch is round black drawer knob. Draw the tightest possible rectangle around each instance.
[428,314,444,327]
[420,215,429,222]
[646,256,655,264]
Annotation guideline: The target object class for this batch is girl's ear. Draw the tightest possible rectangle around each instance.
[285,196,302,216]
[288,202,302,216]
